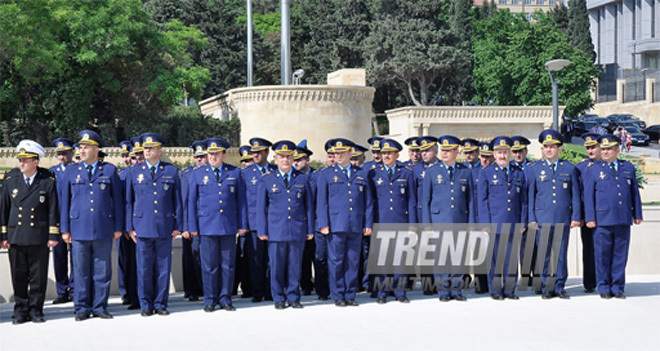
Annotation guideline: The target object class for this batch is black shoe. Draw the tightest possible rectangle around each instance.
[345,299,359,306]
[74,312,90,321]
[156,308,170,316]
[600,293,612,299]
[505,294,519,300]
[317,295,329,301]
[240,293,253,298]
[289,301,303,309]
[475,289,488,295]
[13,315,29,325]
[53,295,72,304]
[558,292,570,299]
[127,304,140,310]
[369,291,378,299]
[188,296,200,302]
[439,295,451,302]
[453,294,467,301]
[94,311,113,319]
[613,293,626,299]
[221,304,236,311]
[542,292,554,299]
[121,295,131,305]
[534,290,543,295]
[274,302,287,310]
[141,309,154,317]
[302,290,312,296]
[491,294,504,300]
[251,296,263,303]
[423,290,435,296]
[396,296,410,303]
[376,297,387,304]
[584,287,595,293]
[31,315,45,323]
[335,299,347,307]
[203,305,215,313]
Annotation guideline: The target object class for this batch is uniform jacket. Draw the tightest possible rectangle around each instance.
[422,162,475,224]
[0,168,59,244]
[241,163,277,231]
[527,159,581,225]
[583,160,643,226]
[60,161,124,239]
[187,163,247,235]
[477,163,528,225]
[316,164,373,233]
[369,164,417,224]
[256,169,314,242]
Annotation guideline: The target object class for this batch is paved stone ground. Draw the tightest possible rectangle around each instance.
[1,276,658,351]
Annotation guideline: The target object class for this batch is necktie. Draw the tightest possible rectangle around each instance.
[214,168,220,181]
[503,167,508,182]
[284,173,289,187]
[551,163,556,175]
[150,166,156,179]
[261,166,267,175]
[388,168,393,180]
[610,162,616,175]
[25,177,30,186]
[448,166,453,180]
[343,167,349,179]
[87,165,93,181]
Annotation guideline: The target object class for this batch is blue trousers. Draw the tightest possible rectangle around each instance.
[200,235,236,307]
[594,225,631,294]
[246,231,270,299]
[116,235,138,305]
[314,233,330,297]
[136,237,172,310]
[537,225,570,293]
[52,237,74,296]
[327,232,361,301]
[488,231,519,295]
[269,241,304,303]
[359,235,371,290]
[71,238,112,314]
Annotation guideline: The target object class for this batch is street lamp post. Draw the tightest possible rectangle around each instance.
[545,59,570,132]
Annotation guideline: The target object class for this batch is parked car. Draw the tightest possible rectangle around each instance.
[643,124,660,143]
[581,114,599,121]
[624,126,650,146]
[607,114,647,129]
[573,121,597,137]
[594,117,613,133]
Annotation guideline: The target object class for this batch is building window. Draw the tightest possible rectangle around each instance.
[632,0,636,40]
[536,0,544,5]
[499,0,507,5]
[512,0,520,5]
[652,0,656,38]
[549,0,557,5]
[525,0,532,5]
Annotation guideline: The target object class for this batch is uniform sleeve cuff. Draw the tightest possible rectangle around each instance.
[49,226,60,234]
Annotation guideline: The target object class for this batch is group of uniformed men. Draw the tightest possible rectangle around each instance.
[0,127,643,324]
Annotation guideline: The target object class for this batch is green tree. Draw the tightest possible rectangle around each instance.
[549,2,569,35]
[568,0,596,63]
[472,10,599,116]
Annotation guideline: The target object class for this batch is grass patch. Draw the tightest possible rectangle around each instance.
[643,201,660,206]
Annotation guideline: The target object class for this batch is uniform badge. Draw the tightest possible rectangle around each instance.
[203,175,209,185]
[437,174,443,184]
[563,181,568,189]
[461,185,466,192]
[359,185,364,192]
[297,190,302,199]
[164,183,170,191]
[400,185,406,195]
[230,186,235,193]
[540,170,546,182]
[75,174,81,183]
[11,188,18,198]
[599,171,605,180]
[39,195,45,203]
[516,186,520,193]
[627,178,631,185]
[251,177,257,185]
[376,178,383,186]
[100,183,106,190]
[137,174,144,184]
[333,176,339,183]
[421,171,425,179]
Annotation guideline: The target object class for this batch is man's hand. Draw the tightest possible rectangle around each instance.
[48,240,58,248]
[258,235,268,240]
[113,231,122,240]
[306,234,314,240]
[182,231,191,240]
[363,228,372,236]
[586,221,596,229]
[61,232,72,244]
[320,227,329,235]
[129,231,137,243]
[634,218,643,225]
[238,229,248,235]
[1,240,9,249]
[171,230,180,241]
[190,232,198,237]
[570,221,581,228]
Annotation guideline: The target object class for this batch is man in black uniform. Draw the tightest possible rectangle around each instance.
[1,140,60,324]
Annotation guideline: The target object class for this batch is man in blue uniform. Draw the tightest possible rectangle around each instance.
[125,133,182,316]
[478,136,527,300]
[317,138,373,307]
[294,140,316,296]
[363,136,383,170]
[117,140,139,309]
[239,145,254,168]
[404,136,421,167]
[584,135,643,299]
[130,136,145,163]
[188,138,247,312]
[527,129,581,299]
[576,133,601,293]
[180,140,207,302]
[510,136,532,170]
[60,130,124,321]
[257,141,315,309]
[50,137,75,305]
[351,145,368,168]
[234,145,254,297]
[461,138,480,169]
[241,137,276,302]
[422,135,475,301]
[369,139,416,304]
[1,140,59,324]
[472,141,493,294]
